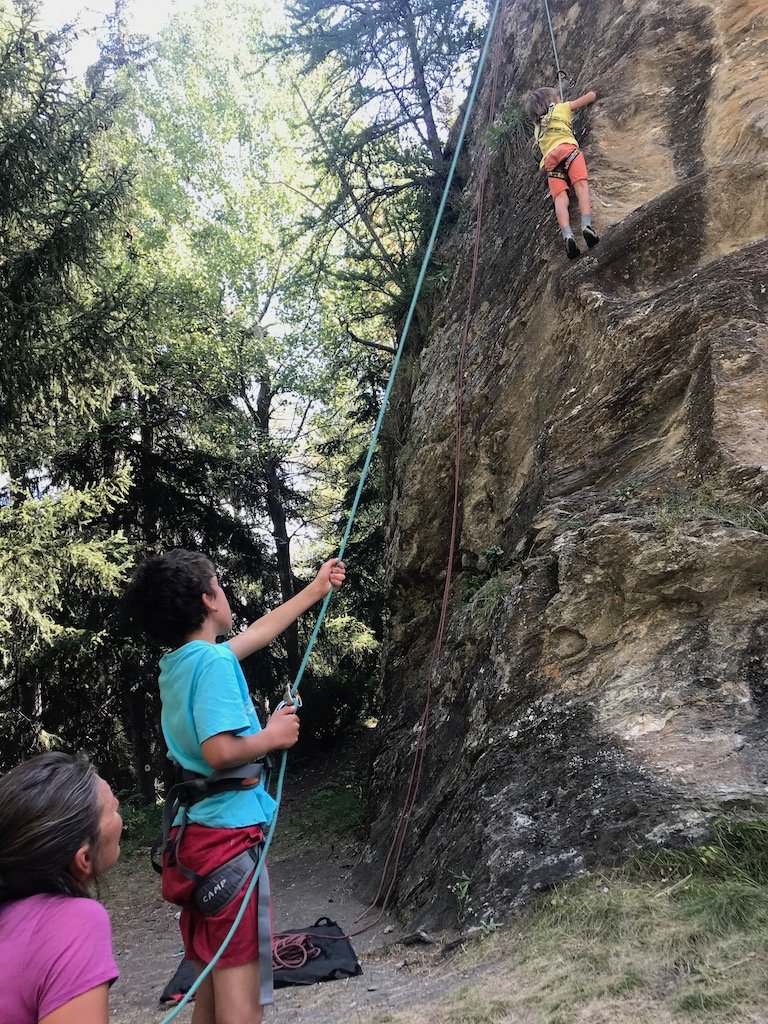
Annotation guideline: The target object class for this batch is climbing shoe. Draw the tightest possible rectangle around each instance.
[565,236,580,260]
[582,225,600,248]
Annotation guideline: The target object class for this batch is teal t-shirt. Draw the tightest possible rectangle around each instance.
[158,640,277,827]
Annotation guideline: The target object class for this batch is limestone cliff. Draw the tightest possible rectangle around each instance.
[362,0,768,929]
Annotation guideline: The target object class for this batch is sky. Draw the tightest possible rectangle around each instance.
[38,0,195,72]
[39,0,187,35]
[38,0,284,75]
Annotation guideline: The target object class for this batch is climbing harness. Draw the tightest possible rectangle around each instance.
[152,761,275,1006]
[153,761,270,867]
[547,145,581,185]
[190,843,263,915]
[150,761,274,942]
[533,107,574,149]
[153,683,298,880]
[158,3,506,1019]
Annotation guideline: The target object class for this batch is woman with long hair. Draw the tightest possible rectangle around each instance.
[0,751,123,1023]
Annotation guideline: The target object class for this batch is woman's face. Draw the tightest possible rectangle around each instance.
[94,775,123,875]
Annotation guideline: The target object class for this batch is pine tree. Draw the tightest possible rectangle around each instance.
[0,4,141,767]
[0,3,136,434]
[278,0,486,318]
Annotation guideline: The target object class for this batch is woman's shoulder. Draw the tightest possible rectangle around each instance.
[0,895,111,964]
[46,894,111,927]
[5,895,118,1021]
[3,893,108,931]
[28,895,116,976]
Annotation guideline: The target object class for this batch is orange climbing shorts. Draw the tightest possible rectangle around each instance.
[544,143,588,199]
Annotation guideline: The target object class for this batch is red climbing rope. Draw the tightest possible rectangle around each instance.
[272,932,322,970]
[357,0,508,927]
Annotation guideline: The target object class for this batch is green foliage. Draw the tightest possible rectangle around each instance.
[483,545,504,573]
[278,0,487,324]
[449,870,473,925]
[0,0,388,796]
[638,819,768,935]
[642,818,768,887]
[272,780,364,858]
[0,3,135,430]
[461,548,509,613]
[484,103,527,152]
[0,474,131,646]
[120,801,163,856]
[0,7,142,772]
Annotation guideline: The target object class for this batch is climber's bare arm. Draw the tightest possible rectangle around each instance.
[569,91,597,111]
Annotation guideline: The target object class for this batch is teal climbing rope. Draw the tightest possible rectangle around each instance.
[157,1,505,1019]
[542,0,565,100]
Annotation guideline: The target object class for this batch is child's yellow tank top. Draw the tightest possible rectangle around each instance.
[534,102,577,167]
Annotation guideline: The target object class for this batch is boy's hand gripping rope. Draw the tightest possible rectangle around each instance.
[158,2,505,1019]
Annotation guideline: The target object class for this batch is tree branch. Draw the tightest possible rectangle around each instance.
[344,325,396,356]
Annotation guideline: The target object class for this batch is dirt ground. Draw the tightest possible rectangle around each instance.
[104,844,482,1024]
[103,735,478,1024]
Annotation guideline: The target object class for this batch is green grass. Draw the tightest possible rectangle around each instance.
[270,782,365,859]
[447,1000,513,1023]
[360,818,768,1024]
[119,777,364,863]
[647,486,768,533]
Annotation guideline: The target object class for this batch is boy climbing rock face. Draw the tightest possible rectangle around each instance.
[125,549,345,1024]
[525,86,600,259]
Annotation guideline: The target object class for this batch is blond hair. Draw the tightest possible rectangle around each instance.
[524,87,560,121]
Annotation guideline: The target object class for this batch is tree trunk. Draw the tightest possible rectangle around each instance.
[255,379,301,680]
[128,390,161,799]
[400,1,444,169]
[137,390,159,546]
[120,673,157,804]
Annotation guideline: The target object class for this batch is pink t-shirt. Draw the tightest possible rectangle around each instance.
[0,893,119,1023]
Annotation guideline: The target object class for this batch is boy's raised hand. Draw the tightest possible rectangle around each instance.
[228,558,347,663]
[265,705,300,749]
[312,557,346,597]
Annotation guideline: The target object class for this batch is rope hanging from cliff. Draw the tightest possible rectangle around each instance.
[158,3,508,1020]
[354,0,508,929]
[542,0,565,100]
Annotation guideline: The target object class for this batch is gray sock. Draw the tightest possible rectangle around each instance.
[561,226,575,240]
[581,214,592,230]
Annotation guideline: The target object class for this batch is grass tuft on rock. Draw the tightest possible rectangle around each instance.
[366,818,768,1024]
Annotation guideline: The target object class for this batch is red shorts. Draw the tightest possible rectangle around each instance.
[162,823,270,968]
[544,143,588,199]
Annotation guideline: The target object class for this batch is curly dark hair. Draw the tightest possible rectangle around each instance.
[0,752,100,904]
[123,549,216,648]
[524,87,560,121]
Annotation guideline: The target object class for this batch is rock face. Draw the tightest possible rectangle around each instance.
[362,0,768,929]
